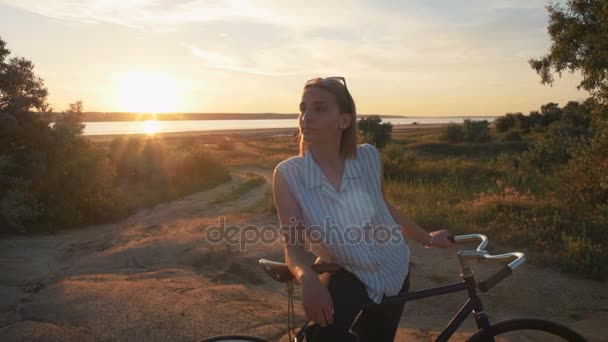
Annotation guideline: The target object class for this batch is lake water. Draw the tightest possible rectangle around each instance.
[81,117,497,136]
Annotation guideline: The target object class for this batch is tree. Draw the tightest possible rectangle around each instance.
[529,0,608,102]
[53,100,85,138]
[529,0,608,246]
[358,115,393,148]
[540,102,563,126]
[562,100,591,128]
[0,36,52,231]
[0,36,49,113]
[440,124,464,142]
[462,119,491,142]
[514,112,532,132]
[528,110,542,128]
[494,113,518,132]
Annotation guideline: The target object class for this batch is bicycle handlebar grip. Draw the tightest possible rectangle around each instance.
[478,266,512,292]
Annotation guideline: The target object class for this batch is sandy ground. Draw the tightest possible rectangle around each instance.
[1,165,606,341]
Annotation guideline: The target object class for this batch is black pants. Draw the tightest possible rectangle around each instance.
[305,270,410,342]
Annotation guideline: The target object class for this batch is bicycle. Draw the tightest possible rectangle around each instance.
[201,234,587,341]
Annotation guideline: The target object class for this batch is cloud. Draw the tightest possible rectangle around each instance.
[2,0,476,37]
[0,0,251,28]
[184,41,348,76]
[1,0,556,80]
[0,0,383,30]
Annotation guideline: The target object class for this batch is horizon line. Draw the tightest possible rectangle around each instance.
[51,111,500,118]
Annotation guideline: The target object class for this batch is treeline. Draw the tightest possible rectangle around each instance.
[441,120,492,143]
[1,104,230,233]
[439,99,598,144]
[494,100,594,134]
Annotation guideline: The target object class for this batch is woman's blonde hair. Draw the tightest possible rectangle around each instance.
[298,77,358,159]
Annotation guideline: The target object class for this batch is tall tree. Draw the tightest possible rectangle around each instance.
[0,36,49,113]
[529,0,608,102]
[530,1,608,227]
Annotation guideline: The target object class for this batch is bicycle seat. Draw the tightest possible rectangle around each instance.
[259,259,341,283]
[259,259,294,283]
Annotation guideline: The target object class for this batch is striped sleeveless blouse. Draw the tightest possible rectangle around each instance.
[276,143,410,304]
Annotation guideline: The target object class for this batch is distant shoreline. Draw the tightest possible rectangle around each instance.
[85,123,447,142]
[60,112,411,122]
[49,112,496,122]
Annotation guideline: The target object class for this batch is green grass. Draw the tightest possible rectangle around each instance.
[213,175,266,204]
[237,189,276,215]
[409,141,531,158]
[381,128,606,279]
[120,171,231,212]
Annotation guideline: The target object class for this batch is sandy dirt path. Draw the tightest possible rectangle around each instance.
[0,166,606,341]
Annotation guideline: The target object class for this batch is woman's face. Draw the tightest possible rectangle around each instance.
[299,86,351,146]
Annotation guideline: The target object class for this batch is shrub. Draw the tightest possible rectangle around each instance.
[561,233,605,277]
[0,189,41,233]
[441,120,491,143]
[502,130,522,142]
[358,115,393,148]
[556,118,608,212]
[540,102,563,126]
[440,124,464,142]
[520,122,583,171]
[463,119,491,142]
[494,113,518,132]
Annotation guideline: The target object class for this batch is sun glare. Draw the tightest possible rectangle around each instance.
[143,120,159,135]
[117,69,179,113]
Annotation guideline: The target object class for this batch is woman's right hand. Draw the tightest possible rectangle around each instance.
[300,273,334,327]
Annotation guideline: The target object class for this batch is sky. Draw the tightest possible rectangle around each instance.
[0,0,587,116]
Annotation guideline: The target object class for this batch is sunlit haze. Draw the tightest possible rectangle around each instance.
[116,69,180,113]
[143,120,160,135]
[0,0,585,116]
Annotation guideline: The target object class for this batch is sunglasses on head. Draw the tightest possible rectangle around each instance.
[306,76,348,91]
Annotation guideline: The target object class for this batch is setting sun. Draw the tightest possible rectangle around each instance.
[143,120,159,135]
[116,69,179,113]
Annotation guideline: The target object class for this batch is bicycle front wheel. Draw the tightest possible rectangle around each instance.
[200,335,270,342]
[467,318,587,342]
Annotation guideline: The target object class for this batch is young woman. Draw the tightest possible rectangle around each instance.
[272,77,453,341]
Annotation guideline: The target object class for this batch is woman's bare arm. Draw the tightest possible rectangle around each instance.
[272,168,315,281]
[272,167,334,326]
[379,163,453,248]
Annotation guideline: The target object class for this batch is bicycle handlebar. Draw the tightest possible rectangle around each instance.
[260,234,525,292]
[453,233,489,251]
[452,234,526,292]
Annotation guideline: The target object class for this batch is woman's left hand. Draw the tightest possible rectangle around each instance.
[427,229,454,248]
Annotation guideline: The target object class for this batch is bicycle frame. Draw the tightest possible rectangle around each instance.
[380,272,490,342]
[295,271,492,342]
[291,235,522,342]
